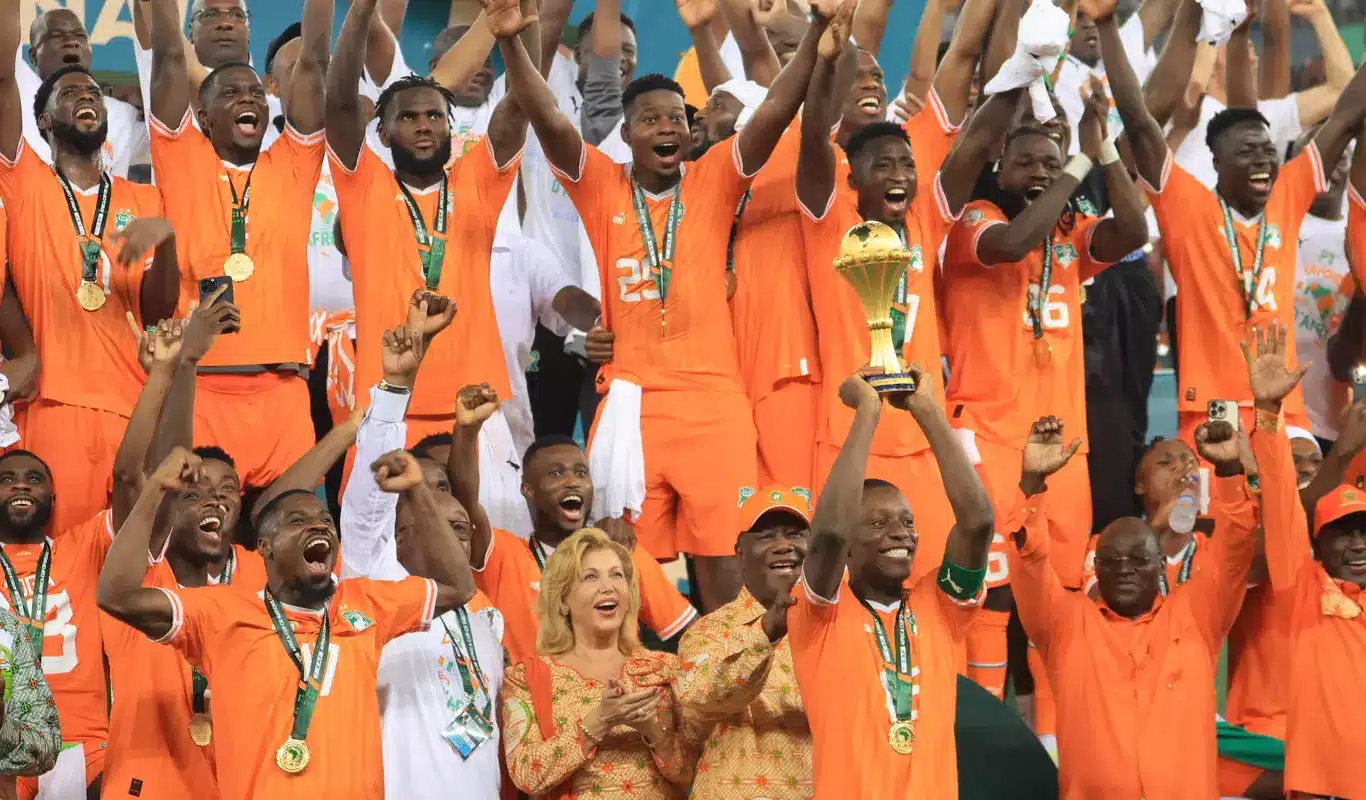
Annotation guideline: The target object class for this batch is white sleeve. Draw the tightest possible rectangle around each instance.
[524,239,573,337]
[719,33,746,81]
[134,40,155,139]
[340,386,410,581]
[15,48,50,164]
[1258,95,1303,151]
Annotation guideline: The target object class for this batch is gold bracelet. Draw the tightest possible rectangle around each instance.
[578,718,600,746]
[1254,407,1281,434]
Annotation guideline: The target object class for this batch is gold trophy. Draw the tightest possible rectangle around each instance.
[834,221,917,394]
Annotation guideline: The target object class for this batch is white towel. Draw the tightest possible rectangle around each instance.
[587,379,646,523]
[0,375,19,448]
[983,0,1071,124]
[712,79,768,130]
[477,409,533,537]
[1195,0,1248,45]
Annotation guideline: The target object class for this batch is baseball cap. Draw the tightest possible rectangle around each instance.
[739,485,814,532]
[1314,485,1366,536]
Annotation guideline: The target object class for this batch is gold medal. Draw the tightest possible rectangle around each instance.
[223,252,255,283]
[76,281,105,312]
[1032,337,1052,368]
[188,713,212,747]
[1079,283,1089,305]
[276,737,310,773]
[888,720,915,754]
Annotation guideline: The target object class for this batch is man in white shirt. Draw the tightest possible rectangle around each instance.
[1053,9,1156,155]
[17,9,149,177]
[341,332,504,799]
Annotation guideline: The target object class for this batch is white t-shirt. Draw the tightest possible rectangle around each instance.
[17,48,150,178]
[1053,14,1154,155]
[1172,94,1302,189]
[490,230,572,458]
[1293,213,1353,440]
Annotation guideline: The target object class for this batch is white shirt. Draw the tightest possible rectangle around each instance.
[490,231,572,458]
[340,386,505,799]
[1294,213,1352,440]
[1053,15,1154,155]
[17,48,150,178]
[1172,94,1302,189]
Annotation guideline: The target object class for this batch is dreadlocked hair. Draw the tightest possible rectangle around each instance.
[976,124,1079,239]
[374,74,459,127]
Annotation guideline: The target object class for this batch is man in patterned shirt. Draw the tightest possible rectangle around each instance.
[0,607,60,781]
[675,486,814,799]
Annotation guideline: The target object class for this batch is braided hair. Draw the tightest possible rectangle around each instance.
[374,73,460,128]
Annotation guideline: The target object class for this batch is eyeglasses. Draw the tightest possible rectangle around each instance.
[192,7,250,25]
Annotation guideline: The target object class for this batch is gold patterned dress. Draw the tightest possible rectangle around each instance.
[674,587,813,799]
[501,650,699,798]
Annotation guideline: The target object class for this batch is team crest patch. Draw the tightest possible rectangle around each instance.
[908,244,925,273]
[1052,243,1079,267]
[1263,225,1283,249]
[738,486,756,507]
[114,211,134,231]
[791,487,813,507]
[1077,197,1099,216]
[965,209,985,225]
[341,609,374,632]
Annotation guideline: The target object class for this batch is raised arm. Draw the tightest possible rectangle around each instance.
[0,0,21,160]
[447,384,498,571]
[1085,0,1169,188]
[1224,8,1257,109]
[1136,0,1201,129]
[901,0,950,105]
[147,0,191,125]
[934,0,996,127]
[489,0,583,179]
[1188,420,1261,641]
[1076,79,1148,262]
[940,90,1022,213]
[151,291,239,469]
[794,7,851,214]
[974,160,1086,265]
[254,414,360,527]
[537,0,574,77]
[325,0,378,171]
[113,320,183,531]
[480,0,538,168]
[735,0,839,177]
[804,375,882,601]
[1259,0,1290,99]
[680,0,733,93]
[1133,0,1182,48]
[1309,62,1366,177]
[372,450,477,613]
[363,0,401,86]
[1293,0,1356,127]
[719,0,782,87]
[428,15,497,93]
[283,0,333,134]
[97,449,201,640]
[852,0,893,55]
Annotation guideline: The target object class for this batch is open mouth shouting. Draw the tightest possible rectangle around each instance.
[1024,178,1051,201]
[592,595,620,618]
[197,507,226,543]
[652,141,683,168]
[557,491,586,524]
[74,102,100,124]
[884,186,909,215]
[6,496,35,515]
[233,109,260,138]
[1247,170,1273,194]
[302,532,335,576]
[855,93,884,117]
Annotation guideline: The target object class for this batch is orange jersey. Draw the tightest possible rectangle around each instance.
[101,545,267,800]
[788,573,977,797]
[154,576,436,799]
[555,138,751,393]
[149,112,324,367]
[474,529,697,666]
[729,122,822,400]
[0,510,116,746]
[1146,145,1327,418]
[834,91,961,214]
[0,141,158,416]
[330,140,518,415]
[942,202,1111,453]
[1223,584,1290,740]
[799,175,956,457]
[1350,184,1366,290]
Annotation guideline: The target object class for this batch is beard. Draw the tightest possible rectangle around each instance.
[50,118,108,156]
[0,499,53,536]
[391,138,452,178]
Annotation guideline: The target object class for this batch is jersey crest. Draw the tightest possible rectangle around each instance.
[115,210,134,231]
[908,244,925,273]
[1052,243,1080,267]
[341,608,374,633]
[965,208,985,225]
[1264,225,1283,249]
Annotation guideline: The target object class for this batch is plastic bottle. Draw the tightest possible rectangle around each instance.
[1169,492,1198,534]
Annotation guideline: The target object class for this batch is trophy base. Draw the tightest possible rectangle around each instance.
[868,372,918,395]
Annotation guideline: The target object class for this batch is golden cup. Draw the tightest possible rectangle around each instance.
[833,220,917,394]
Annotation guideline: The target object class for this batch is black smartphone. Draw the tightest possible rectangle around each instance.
[198,276,238,334]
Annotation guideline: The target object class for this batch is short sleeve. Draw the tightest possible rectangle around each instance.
[147,109,214,206]
[54,509,116,578]
[0,140,50,201]
[904,89,962,181]
[944,202,1009,269]
[265,123,326,190]
[1276,145,1330,222]
[785,577,840,665]
[701,135,756,209]
[454,136,522,230]
[356,576,438,645]
[632,550,698,641]
[328,133,391,194]
[152,586,229,674]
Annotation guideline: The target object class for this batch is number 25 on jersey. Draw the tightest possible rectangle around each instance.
[616,258,660,303]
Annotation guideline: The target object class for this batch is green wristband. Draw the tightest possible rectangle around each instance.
[937,559,986,601]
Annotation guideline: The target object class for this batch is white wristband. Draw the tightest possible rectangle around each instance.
[1063,153,1094,182]
[1099,139,1121,166]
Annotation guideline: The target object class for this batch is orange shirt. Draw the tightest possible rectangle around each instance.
[729,122,823,401]
[1252,426,1366,798]
[330,139,519,415]
[800,99,960,457]
[834,91,962,214]
[942,202,1111,453]
[0,141,157,416]
[788,572,977,798]
[1146,145,1326,419]
[554,137,751,394]
[101,545,266,800]
[153,576,436,799]
[149,112,323,368]
[473,529,697,666]
[1223,584,1290,740]
[1006,479,1258,800]
[0,510,116,746]
[1350,184,1366,290]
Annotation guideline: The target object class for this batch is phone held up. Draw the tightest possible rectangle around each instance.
[198,276,239,335]
[1206,399,1239,429]
[1353,365,1366,405]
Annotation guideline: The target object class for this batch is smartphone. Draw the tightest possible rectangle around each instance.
[1206,399,1239,428]
[1353,365,1366,404]
[197,276,238,335]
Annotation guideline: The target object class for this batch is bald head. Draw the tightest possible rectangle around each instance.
[1093,517,1162,618]
[28,9,91,79]
[187,0,251,68]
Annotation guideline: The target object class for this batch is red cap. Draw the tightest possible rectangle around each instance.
[1314,485,1366,536]
[739,485,814,532]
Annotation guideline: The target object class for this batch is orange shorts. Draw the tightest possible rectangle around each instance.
[971,433,1092,588]
[17,738,105,798]
[753,378,820,490]
[963,606,1010,699]
[193,372,315,489]
[22,400,125,534]
[814,443,953,585]
[596,390,757,560]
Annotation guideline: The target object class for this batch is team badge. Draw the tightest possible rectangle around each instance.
[1052,243,1079,267]
[737,486,756,507]
[115,211,134,230]
[1264,225,1283,249]
[965,209,984,225]
[341,609,374,632]
[908,244,925,273]
[1077,197,1099,216]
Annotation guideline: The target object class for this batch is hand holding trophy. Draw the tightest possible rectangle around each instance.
[834,221,916,394]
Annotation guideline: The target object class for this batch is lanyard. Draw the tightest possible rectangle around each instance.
[1030,237,1055,340]
[629,176,683,305]
[265,590,330,745]
[226,168,255,256]
[1219,200,1268,317]
[857,598,917,723]
[55,170,111,284]
[528,536,549,572]
[724,190,752,274]
[191,549,236,714]
[398,179,450,290]
[0,544,51,648]
[1158,538,1197,596]
[440,609,490,714]
[888,224,911,353]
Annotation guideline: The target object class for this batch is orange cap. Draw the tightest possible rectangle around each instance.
[1314,485,1366,536]
[738,485,814,532]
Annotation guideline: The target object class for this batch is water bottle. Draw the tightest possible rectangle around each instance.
[1169,492,1198,535]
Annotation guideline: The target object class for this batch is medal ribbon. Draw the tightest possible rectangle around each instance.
[398,179,450,290]
[191,550,236,715]
[724,190,752,274]
[226,168,255,256]
[528,535,549,572]
[1030,237,1055,340]
[858,598,917,724]
[1218,200,1268,318]
[1158,538,1197,597]
[629,176,683,304]
[265,590,330,746]
[0,544,51,648]
[437,609,494,757]
[54,170,112,285]
[889,224,911,353]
